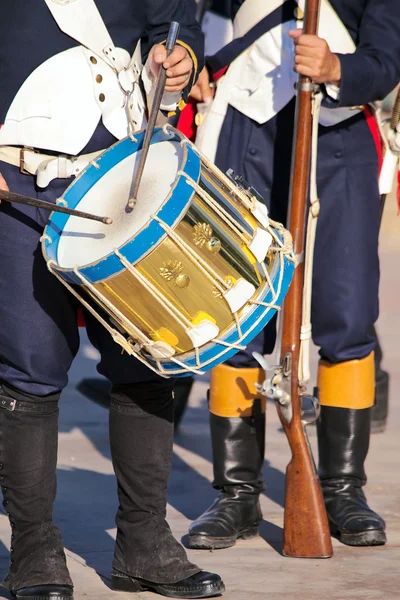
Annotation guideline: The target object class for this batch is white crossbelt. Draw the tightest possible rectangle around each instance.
[0,146,102,188]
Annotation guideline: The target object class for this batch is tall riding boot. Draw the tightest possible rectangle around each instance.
[317,354,386,546]
[189,365,266,550]
[109,381,224,598]
[0,385,73,599]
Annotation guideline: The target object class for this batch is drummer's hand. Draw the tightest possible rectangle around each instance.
[149,43,193,92]
[0,173,9,203]
[190,67,214,103]
[289,29,341,85]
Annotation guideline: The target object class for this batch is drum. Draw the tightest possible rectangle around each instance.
[41,125,295,377]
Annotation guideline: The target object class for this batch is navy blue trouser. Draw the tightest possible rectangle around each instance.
[216,100,380,367]
[0,129,163,397]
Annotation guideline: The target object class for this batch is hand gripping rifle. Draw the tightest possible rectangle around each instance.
[258,0,333,558]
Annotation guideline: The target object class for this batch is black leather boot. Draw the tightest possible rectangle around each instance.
[317,405,386,546]
[111,570,224,599]
[0,385,73,599]
[369,326,389,434]
[109,381,223,595]
[189,365,265,550]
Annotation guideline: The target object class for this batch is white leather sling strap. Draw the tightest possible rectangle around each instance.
[196,0,358,162]
[298,89,323,387]
[0,146,102,189]
[43,0,137,93]
[0,0,139,187]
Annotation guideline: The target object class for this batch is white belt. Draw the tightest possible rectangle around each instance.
[0,146,102,188]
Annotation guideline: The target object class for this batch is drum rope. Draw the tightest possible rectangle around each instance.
[152,215,232,295]
[260,260,276,298]
[211,338,246,350]
[72,267,153,346]
[166,125,256,212]
[113,249,215,375]
[177,170,252,245]
[152,216,246,339]
[46,261,170,378]
[155,357,206,377]
[114,248,195,331]
[233,311,242,338]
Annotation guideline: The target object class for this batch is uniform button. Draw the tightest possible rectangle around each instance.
[249,148,258,156]
[0,464,3,470]
[334,151,342,159]
[0,476,4,481]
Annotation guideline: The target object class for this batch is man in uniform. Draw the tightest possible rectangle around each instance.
[0,1,225,599]
[186,0,400,550]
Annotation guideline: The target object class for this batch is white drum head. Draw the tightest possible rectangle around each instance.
[57,140,183,268]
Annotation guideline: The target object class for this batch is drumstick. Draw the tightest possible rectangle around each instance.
[127,21,180,211]
[0,190,113,225]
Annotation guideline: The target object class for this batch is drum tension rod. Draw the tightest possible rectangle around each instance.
[126,21,180,211]
[0,189,113,225]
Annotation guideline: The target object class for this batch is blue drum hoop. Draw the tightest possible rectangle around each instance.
[42,127,295,377]
[42,128,200,285]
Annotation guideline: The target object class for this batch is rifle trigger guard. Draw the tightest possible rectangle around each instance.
[300,392,320,426]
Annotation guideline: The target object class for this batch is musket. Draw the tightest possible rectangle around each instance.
[260,0,333,558]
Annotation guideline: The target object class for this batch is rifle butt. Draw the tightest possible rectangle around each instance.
[283,447,333,558]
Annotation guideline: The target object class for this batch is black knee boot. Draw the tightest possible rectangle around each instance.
[0,386,73,599]
[317,355,386,547]
[108,381,224,598]
[189,365,265,550]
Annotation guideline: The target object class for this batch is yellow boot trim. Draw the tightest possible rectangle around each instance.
[317,352,375,409]
[209,364,266,418]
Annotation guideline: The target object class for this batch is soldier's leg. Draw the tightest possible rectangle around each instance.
[83,313,224,597]
[0,164,80,598]
[188,333,268,549]
[188,103,292,550]
[313,122,385,546]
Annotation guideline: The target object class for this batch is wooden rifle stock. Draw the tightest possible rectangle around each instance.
[278,0,333,558]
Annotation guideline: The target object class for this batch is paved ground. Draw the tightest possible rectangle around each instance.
[0,194,399,599]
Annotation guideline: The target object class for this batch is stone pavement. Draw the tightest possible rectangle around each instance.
[0,195,399,600]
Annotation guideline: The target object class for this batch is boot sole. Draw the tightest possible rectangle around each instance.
[111,574,225,599]
[330,523,387,547]
[13,595,73,600]
[188,524,260,550]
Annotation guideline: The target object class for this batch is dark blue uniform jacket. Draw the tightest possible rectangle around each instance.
[0,0,204,124]
[212,0,400,365]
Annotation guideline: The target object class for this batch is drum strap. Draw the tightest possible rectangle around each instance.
[43,0,135,81]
